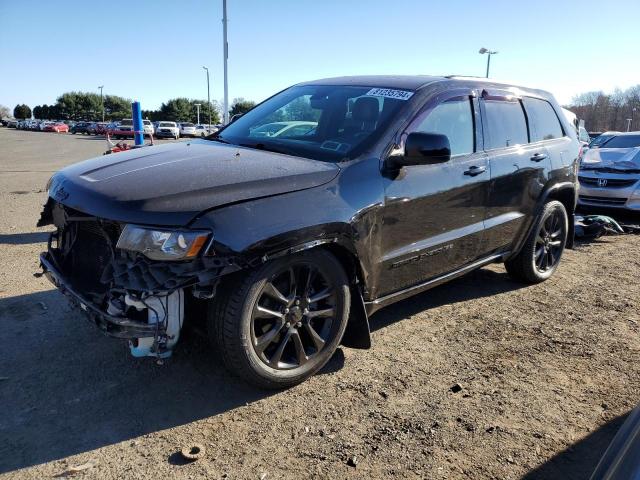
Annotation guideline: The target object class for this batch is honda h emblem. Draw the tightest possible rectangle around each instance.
[597,178,608,187]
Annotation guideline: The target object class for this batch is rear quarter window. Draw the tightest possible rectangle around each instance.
[483,100,528,149]
[522,97,564,142]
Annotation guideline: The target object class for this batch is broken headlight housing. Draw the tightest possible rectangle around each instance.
[116,225,210,261]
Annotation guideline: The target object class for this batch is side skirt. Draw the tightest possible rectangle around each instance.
[364,253,508,316]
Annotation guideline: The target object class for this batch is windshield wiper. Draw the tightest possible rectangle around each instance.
[239,142,298,157]
[205,135,232,144]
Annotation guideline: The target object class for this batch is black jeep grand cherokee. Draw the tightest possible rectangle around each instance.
[38,76,579,388]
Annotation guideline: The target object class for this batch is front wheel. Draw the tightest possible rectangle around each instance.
[208,250,350,389]
[505,200,568,283]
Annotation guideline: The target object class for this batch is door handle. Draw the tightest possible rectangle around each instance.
[464,165,487,176]
[530,153,548,162]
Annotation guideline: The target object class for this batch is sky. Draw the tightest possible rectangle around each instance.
[1,0,639,112]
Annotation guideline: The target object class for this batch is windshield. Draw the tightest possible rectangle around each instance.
[212,84,414,161]
[589,134,615,147]
[159,122,175,127]
[601,135,640,148]
[143,120,151,125]
[120,119,133,126]
[182,123,194,127]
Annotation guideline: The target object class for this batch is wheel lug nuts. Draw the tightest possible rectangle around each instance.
[284,308,289,314]
[303,308,309,314]
[285,322,291,328]
[296,322,302,327]
[295,299,300,306]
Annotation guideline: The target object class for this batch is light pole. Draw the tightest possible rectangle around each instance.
[98,85,104,122]
[194,103,201,125]
[479,48,498,78]
[631,107,637,131]
[202,66,212,127]
[222,0,229,124]
[626,118,633,132]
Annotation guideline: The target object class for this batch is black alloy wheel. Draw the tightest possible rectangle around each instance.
[505,200,568,283]
[209,250,350,389]
[250,263,337,370]
[534,208,564,273]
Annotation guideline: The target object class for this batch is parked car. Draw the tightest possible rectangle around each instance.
[588,131,621,149]
[249,121,317,138]
[578,132,640,211]
[179,122,197,137]
[94,122,109,135]
[44,122,69,133]
[71,122,91,134]
[143,120,154,137]
[155,121,179,139]
[38,75,579,388]
[86,122,99,135]
[108,119,134,139]
[194,124,210,137]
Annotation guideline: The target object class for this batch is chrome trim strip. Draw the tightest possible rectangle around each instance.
[365,253,506,314]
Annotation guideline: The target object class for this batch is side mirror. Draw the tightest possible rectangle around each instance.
[393,132,451,168]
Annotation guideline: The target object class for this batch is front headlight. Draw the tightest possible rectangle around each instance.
[116,225,210,261]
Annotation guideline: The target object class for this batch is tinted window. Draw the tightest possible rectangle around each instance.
[483,100,528,149]
[523,97,563,141]
[413,97,474,156]
[218,85,411,162]
[601,135,640,148]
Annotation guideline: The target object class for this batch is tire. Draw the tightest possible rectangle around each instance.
[208,249,351,389]
[505,200,568,284]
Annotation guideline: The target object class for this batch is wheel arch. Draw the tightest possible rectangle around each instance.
[508,182,577,259]
[541,182,577,249]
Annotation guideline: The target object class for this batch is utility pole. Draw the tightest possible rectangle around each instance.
[98,85,104,122]
[195,103,201,125]
[202,66,211,127]
[479,48,498,78]
[222,0,229,124]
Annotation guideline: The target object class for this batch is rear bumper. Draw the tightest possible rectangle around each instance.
[39,252,158,339]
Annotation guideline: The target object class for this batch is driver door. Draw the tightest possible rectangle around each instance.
[377,91,489,297]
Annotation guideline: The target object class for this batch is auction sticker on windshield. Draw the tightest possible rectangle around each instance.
[366,88,414,100]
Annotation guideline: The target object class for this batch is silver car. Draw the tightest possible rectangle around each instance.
[578,132,640,211]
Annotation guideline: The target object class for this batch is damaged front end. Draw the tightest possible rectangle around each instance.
[37,200,239,359]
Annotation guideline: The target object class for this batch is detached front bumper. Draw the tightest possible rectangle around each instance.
[39,252,158,339]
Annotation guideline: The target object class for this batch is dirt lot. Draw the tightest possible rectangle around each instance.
[0,127,639,479]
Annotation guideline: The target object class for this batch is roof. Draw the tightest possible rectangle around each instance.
[299,75,445,90]
[296,75,552,98]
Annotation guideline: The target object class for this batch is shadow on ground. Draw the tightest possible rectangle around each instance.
[0,286,346,474]
[369,267,527,332]
[521,412,629,480]
[0,232,49,245]
[0,264,527,474]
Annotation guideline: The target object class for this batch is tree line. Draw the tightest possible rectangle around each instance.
[566,85,640,132]
[7,92,258,124]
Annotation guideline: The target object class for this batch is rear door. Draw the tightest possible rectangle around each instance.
[480,90,551,254]
[378,90,489,297]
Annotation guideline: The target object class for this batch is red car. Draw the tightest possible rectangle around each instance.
[108,119,135,139]
[44,122,69,133]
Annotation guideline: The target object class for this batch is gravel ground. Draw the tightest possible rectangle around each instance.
[0,128,639,479]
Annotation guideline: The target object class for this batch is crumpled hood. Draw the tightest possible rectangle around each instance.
[47,140,339,226]
[581,146,640,171]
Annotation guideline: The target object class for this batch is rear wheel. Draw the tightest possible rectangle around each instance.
[208,250,350,389]
[505,200,568,283]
